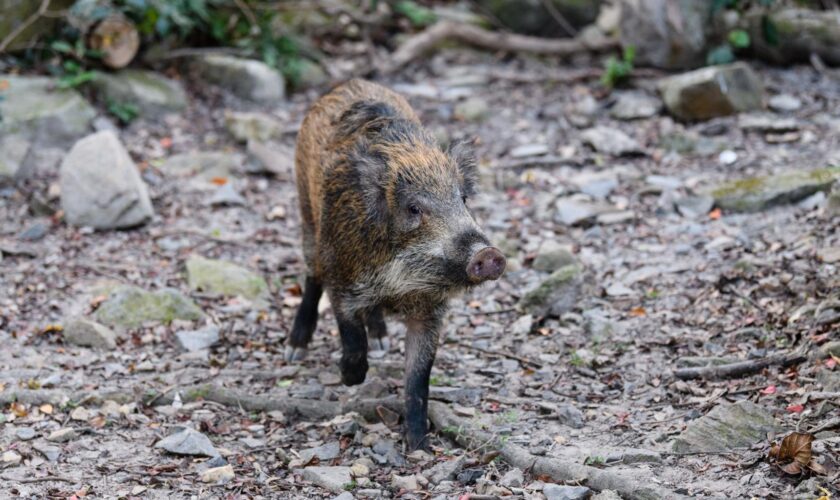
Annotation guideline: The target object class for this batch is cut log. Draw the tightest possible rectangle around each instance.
[88,14,139,69]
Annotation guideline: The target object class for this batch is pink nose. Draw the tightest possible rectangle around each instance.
[467,247,506,283]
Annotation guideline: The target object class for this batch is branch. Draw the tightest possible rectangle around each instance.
[673,351,807,381]
[0,0,51,53]
[382,20,618,73]
[428,401,687,500]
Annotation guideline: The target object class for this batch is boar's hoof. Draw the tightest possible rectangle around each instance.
[284,345,308,362]
[368,336,391,352]
[340,352,369,386]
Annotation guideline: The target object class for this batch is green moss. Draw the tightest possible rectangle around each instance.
[519,264,580,310]
[710,167,840,212]
[186,387,210,400]
[93,285,204,331]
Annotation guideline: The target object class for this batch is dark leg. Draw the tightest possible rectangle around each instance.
[366,305,390,352]
[403,312,443,451]
[335,302,369,386]
[284,276,322,362]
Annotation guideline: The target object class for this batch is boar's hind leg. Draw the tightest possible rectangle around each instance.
[335,305,369,386]
[366,306,390,352]
[404,314,443,452]
[284,276,322,362]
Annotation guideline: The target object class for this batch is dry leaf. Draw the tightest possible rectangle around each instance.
[210,177,228,186]
[39,404,53,415]
[769,432,814,475]
[629,306,646,317]
[376,405,401,429]
[709,208,722,220]
[808,459,827,475]
[10,402,27,417]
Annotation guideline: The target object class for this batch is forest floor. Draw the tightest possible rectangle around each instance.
[0,48,839,499]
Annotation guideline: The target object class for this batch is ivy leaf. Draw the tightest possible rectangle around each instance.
[762,15,780,46]
[728,30,750,49]
[707,44,735,65]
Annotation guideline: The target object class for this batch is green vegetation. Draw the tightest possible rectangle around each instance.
[108,99,139,124]
[601,45,635,88]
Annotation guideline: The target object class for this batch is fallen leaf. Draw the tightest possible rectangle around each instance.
[629,306,646,317]
[826,358,837,369]
[210,177,228,186]
[761,385,777,395]
[709,208,722,220]
[808,459,827,475]
[10,402,27,417]
[39,404,53,415]
[376,405,401,429]
[42,324,63,334]
[160,137,173,148]
[769,432,814,475]
[786,404,804,413]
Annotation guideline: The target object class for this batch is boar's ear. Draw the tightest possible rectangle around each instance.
[350,145,390,224]
[449,137,478,197]
[334,101,396,142]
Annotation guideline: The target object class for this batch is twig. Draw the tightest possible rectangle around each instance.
[382,20,618,73]
[0,0,50,53]
[232,0,260,34]
[539,0,577,36]
[483,67,665,84]
[457,341,543,369]
[0,475,78,484]
[673,351,807,381]
[492,155,577,170]
[144,46,251,61]
[428,401,687,500]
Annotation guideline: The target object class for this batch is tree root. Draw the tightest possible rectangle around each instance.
[428,402,686,500]
[382,21,618,73]
[673,351,807,380]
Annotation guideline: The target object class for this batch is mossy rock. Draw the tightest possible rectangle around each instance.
[672,401,779,453]
[710,167,840,213]
[93,285,204,331]
[519,264,582,317]
[185,255,269,305]
[91,70,187,118]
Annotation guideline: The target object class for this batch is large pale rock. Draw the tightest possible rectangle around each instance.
[476,0,601,36]
[185,255,269,304]
[659,63,764,121]
[710,167,840,213]
[63,318,117,349]
[580,126,642,156]
[0,75,95,144]
[302,466,353,493]
[0,133,30,180]
[749,9,840,66]
[224,111,284,142]
[192,55,284,103]
[156,427,219,457]
[91,70,187,118]
[93,285,204,331]
[672,401,779,452]
[59,131,154,229]
[619,0,712,69]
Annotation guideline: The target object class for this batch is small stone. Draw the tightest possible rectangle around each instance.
[510,143,549,158]
[0,133,30,179]
[201,464,234,484]
[543,484,592,500]
[318,371,342,386]
[63,318,117,350]
[768,94,802,112]
[606,282,636,297]
[817,247,840,264]
[719,150,738,165]
[224,111,284,143]
[350,462,370,477]
[246,140,293,176]
[500,467,524,488]
[332,492,355,500]
[592,491,622,500]
[47,428,77,442]
[299,441,341,463]
[206,182,246,207]
[739,113,800,133]
[1,450,21,467]
[241,437,265,449]
[33,442,61,462]
[425,455,466,484]
[570,171,618,199]
[532,240,575,273]
[155,427,219,457]
[302,466,353,493]
[372,439,407,466]
[18,221,49,241]
[660,62,764,121]
[580,126,642,156]
[60,131,153,229]
[675,195,714,219]
[454,97,489,122]
[596,210,635,225]
[15,427,36,441]
[192,55,285,102]
[556,403,585,428]
[609,91,662,120]
[391,473,420,491]
[175,325,220,352]
[555,197,612,226]
[798,191,825,211]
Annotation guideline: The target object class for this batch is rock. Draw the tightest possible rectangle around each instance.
[63,318,117,349]
[294,59,330,89]
[206,182,247,207]
[155,427,219,457]
[768,94,802,113]
[567,95,599,128]
[739,113,799,133]
[675,195,714,219]
[500,467,524,488]
[619,0,712,69]
[224,111,285,142]
[672,400,779,452]
[91,70,187,118]
[299,441,341,463]
[47,428,77,442]
[201,464,234,484]
[428,386,482,405]
[454,97,489,123]
[555,197,612,226]
[59,130,153,229]
[18,220,49,241]
[817,247,840,264]
[425,455,466,484]
[246,140,293,176]
[175,325,220,352]
[592,491,622,500]
[719,150,738,165]
[0,75,95,145]
[709,167,840,213]
[372,439,408,467]
[570,171,618,199]
[350,462,370,477]
[829,183,840,216]
[15,428,36,441]
[0,133,30,179]
[185,255,269,304]
[532,240,575,273]
[580,126,642,156]
[748,8,840,66]
[510,143,549,158]
[32,442,61,462]
[519,264,582,317]
[609,91,662,120]
[476,0,601,37]
[798,191,825,211]
[162,151,244,188]
[1,450,21,467]
[391,474,420,491]
[543,484,592,500]
[94,285,204,331]
[596,210,635,225]
[556,403,585,428]
[302,466,353,493]
[660,63,764,121]
[192,55,285,103]
[332,492,354,500]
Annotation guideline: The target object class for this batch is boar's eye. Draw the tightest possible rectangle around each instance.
[408,204,422,216]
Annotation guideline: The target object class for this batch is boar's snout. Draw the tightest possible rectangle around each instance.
[467,247,506,283]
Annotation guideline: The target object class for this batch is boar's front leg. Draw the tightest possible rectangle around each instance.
[404,313,443,451]
[334,300,369,386]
